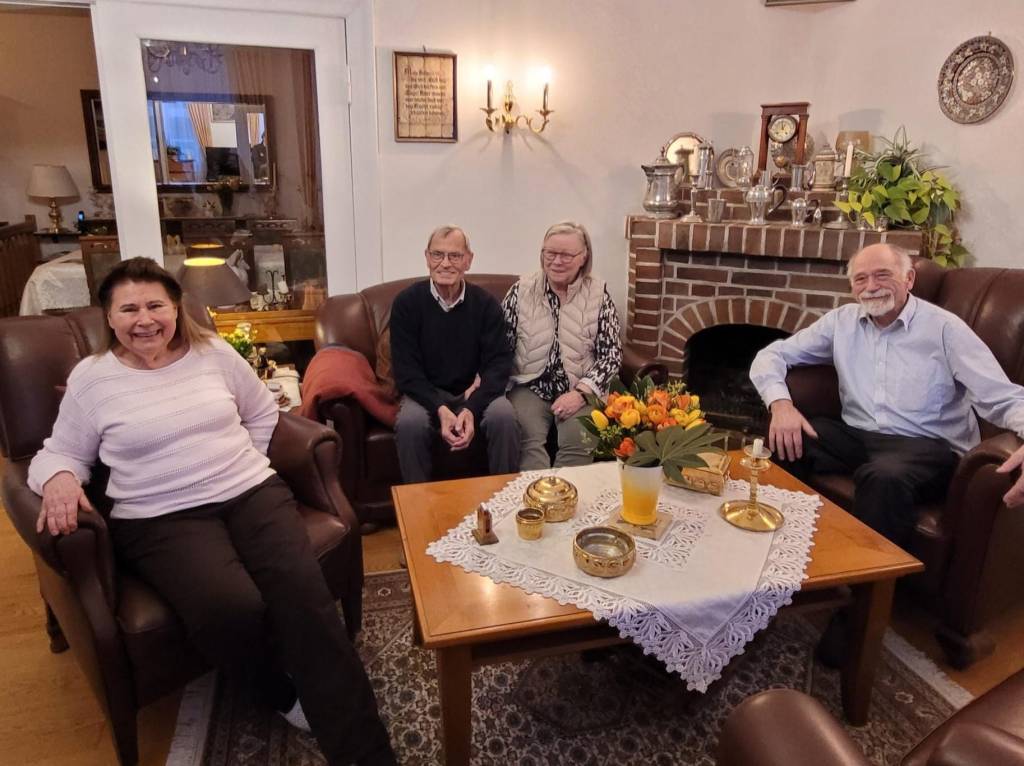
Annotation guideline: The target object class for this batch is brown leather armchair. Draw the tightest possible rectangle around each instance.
[783,259,1024,668]
[0,308,364,766]
[314,274,665,527]
[716,668,1024,765]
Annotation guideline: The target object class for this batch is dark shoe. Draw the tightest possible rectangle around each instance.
[360,521,382,535]
[816,611,848,669]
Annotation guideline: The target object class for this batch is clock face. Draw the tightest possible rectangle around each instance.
[768,115,798,143]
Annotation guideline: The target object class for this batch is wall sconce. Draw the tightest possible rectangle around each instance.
[482,71,553,134]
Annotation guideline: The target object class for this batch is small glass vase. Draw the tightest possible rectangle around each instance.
[619,461,663,526]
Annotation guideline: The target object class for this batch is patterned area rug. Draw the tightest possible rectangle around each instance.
[170,571,971,766]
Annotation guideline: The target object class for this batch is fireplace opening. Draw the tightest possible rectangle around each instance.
[685,324,789,437]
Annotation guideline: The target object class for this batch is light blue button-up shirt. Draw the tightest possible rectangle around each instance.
[750,295,1024,455]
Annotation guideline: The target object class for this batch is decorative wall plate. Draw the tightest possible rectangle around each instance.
[938,35,1014,124]
[716,148,741,188]
[664,132,707,181]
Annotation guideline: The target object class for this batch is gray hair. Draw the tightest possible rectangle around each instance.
[541,221,593,278]
[425,225,471,253]
[846,243,913,276]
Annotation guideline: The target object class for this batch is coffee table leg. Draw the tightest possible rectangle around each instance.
[436,646,472,766]
[841,577,895,725]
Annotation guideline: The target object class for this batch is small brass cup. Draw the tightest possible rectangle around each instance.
[515,508,545,540]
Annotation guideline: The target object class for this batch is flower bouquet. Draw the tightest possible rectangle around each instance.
[221,322,255,360]
[578,376,722,527]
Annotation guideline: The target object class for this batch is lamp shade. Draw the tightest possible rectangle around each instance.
[180,256,251,308]
[26,165,79,199]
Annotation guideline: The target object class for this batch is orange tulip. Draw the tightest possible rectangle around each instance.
[646,403,667,425]
[656,419,678,431]
[675,394,691,410]
[614,437,637,458]
[647,390,671,409]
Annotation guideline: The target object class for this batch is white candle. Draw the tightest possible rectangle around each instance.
[752,437,764,457]
[843,141,854,178]
[542,82,549,111]
[486,79,492,110]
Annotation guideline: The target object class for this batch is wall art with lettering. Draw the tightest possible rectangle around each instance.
[393,51,457,143]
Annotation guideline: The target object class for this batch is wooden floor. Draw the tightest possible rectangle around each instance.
[2,515,1021,765]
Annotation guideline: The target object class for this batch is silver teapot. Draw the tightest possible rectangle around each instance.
[745,167,788,225]
[641,146,683,218]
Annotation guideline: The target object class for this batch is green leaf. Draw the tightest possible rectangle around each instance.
[950,243,969,257]
[933,254,949,268]
[609,377,628,395]
[862,210,876,227]
[835,201,852,214]
[883,203,909,222]
[911,206,930,225]
[871,184,889,199]
[850,198,862,213]
[583,393,603,410]
[933,223,952,236]
[887,163,903,182]
[877,161,894,180]
[921,170,935,182]
[663,463,685,483]
[578,416,601,438]
[942,190,958,209]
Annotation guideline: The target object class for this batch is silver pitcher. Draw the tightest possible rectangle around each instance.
[745,168,788,225]
[642,147,683,218]
[789,196,819,227]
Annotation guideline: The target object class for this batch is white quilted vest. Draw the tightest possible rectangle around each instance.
[511,270,605,389]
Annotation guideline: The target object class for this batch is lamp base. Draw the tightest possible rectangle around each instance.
[47,198,64,233]
[719,500,784,532]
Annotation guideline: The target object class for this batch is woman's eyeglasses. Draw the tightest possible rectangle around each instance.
[541,249,584,263]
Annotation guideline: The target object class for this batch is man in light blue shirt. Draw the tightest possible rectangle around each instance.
[750,244,1024,547]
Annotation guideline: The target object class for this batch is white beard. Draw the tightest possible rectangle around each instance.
[858,289,896,317]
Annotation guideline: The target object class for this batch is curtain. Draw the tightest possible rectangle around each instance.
[186,102,213,179]
[291,53,321,229]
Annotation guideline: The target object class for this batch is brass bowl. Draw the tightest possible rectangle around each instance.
[573,526,636,578]
[523,476,578,523]
[515,508,545,540]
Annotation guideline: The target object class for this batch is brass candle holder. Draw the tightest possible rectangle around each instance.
[719,442,784,532]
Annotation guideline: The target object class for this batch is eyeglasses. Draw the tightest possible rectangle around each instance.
[427,250,468,264]
[541,248,584,263]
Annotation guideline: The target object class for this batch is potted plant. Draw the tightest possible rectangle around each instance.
[578,376,721,526]
[835,127,969,267]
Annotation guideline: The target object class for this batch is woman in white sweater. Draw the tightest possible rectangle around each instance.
[29,257,394,766]
[501,222,623,469]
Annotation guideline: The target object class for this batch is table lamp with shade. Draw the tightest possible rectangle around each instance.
[26,164,80,233]
[179,255,251,316]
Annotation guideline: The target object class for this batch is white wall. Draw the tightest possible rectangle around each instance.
[374,0,1024,310]
[0,7,97,229]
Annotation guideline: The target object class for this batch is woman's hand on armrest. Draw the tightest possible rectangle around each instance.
[37,471,95,536]
[996,442,1024,508]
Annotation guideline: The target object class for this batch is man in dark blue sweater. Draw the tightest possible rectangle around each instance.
[390,225,519,483]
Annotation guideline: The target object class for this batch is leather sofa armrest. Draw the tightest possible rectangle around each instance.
[268,412,359,533]
[925,722,1024,766]
[2,461,117,611]
[621,343,668,386]
[938,430,1022,637]
[716,689,870,766]
[784,365,841,419]
[317,398,367,505]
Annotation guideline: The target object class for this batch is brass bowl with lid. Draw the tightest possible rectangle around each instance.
[573,526,636,578]
[522,475,578,523]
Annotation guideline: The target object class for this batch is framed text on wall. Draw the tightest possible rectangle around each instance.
[393,51,457,142]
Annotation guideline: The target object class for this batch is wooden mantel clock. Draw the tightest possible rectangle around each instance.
[756,101,810,179]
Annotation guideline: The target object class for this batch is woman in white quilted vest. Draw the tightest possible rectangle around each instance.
[501,221,623,469]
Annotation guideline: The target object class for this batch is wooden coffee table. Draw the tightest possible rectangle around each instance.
[393,455,923,765]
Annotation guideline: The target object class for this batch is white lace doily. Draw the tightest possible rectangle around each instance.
[427,463,821,692]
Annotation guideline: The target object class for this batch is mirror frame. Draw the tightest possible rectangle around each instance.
[81,89,274,193]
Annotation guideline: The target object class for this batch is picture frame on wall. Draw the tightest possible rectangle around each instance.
[393,51,457,143]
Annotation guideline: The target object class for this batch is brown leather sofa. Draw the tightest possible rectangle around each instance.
[314,274,664,527]
[716,668,1024,765]
[0,308,364,766]
[784,258,1024,668]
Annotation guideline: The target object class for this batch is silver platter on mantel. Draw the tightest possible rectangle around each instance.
[938,35,1014,124]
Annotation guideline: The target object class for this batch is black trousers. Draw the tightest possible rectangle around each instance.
[110,475,394,766]
[780,418,958,547]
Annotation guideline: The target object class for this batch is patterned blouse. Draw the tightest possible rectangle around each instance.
[501,279,622,402]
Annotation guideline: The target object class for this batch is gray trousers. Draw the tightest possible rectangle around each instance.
[508,385,593,471]
[395,392,520,483]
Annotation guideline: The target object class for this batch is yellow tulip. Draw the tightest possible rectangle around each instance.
[636,401,647,416]
[685,418,706,430]
[591,410,609,430]
[680,410,702,426]
[670,407,686,423]
[619,408,641,429]
[690,395,700,408]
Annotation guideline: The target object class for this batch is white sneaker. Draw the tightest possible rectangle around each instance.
[279,699,312,732]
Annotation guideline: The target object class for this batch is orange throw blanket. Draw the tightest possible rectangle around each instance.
[298,347,399,427]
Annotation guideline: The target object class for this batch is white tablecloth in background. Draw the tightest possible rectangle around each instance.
[428,462,822,692]
[19,250,90,315]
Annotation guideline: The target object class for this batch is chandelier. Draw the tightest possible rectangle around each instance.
[144,40,224,76]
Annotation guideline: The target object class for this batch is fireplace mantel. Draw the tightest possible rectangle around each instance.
[624,215,925,377]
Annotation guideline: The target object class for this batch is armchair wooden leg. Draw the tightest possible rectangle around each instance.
[44,601,69,653]
[935,624,995,670]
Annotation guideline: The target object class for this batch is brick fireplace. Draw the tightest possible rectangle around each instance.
[624,204,924,432]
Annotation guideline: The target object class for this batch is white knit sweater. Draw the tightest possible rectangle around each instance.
[27,339,278,520]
